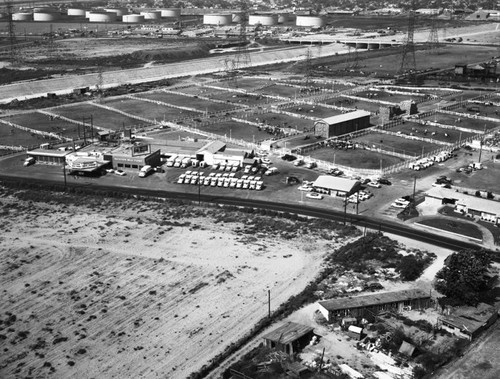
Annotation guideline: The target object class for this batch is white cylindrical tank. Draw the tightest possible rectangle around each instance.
[13,12,33,21]
[34,7,58,13]
[277,13,289,23]
[105,8,128,17]
[33,12,61,22]
[160,8,181,18]
[140,11,161,20]
[67,8,86,17]
[249,14,278,26]
[122,14,144,23]
[296,15,325,27]
[88,12,117,23]
[203,13,232,25]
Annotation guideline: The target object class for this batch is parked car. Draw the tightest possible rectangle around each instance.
[379,178,392,185]
[306,192,323,200]
[115,169,126,176]
[366,181,381,188]
[391,202,408,208]
[298,185,313,192]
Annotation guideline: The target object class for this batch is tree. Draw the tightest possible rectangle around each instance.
[397,255,425,281]
[434,249,492,305]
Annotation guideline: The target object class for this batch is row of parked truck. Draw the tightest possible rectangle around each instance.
[176,171,264,190]
[408,150,454,171]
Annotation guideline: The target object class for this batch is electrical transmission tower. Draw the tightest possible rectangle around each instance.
[399,1,417,78]
[427,18,439,50]
[96,65,104,102]
[6,2,18,64]
[344,46,360,70]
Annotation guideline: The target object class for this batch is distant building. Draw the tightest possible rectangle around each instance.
[314,110,371,138]
[466,9,500,21]
[27,147,71,165]
[262,322,315,355]
[312,175,361,197]
[439,303,498,340]
[318,289,432,322]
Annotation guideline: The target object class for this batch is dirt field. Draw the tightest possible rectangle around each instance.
[0,190,345,379]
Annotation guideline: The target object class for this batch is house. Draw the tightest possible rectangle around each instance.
[312,175,361,197]
[314,110,371,138]
[318,289,432,322]
[439,303,498,340]
[262,322,315,355]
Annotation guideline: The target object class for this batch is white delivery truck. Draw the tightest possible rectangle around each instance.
[139,165,154,178]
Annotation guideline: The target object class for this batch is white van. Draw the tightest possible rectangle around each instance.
[24,157,35,166]
[139,165,154,178]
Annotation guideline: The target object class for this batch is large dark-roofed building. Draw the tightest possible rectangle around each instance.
[262,322,315,355]
[312,175,361,197]
[314,110,371,138]
[318,289,432,322]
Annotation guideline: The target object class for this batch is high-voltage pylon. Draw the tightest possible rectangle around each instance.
[399,1,417,77]
[427,18,439,50]
[344,46,360,70]
[6,2,18,64]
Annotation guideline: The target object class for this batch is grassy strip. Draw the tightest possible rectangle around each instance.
[416,218,483,240]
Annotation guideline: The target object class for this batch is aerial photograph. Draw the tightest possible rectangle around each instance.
[1,0,500,378]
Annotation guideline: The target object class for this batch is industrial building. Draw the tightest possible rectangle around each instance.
[318,289,432,322]
[439,303,498,340]
[262,322,315,355]
[248,14,278,26]
[295,15,325,28]
[312,175,361,197]
[425,187,500,224]
[314,110,371,138]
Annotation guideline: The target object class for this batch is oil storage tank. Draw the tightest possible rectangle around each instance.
[140,11,161,20]
[88,11,117,23]
[249,14,278,26]
[13,12,33,21]
[105,8,128,17]
[232,12,243,23]
[203,13,232,26]
[67,8,86,17]
[122,14,144,23]
[33,12,61,22]
[296,15,325,28]
[161,8,181,18]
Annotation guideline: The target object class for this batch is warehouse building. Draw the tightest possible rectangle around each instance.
[262,322,315,355]
[318,289,432,322]
[314,110,371,138]
[312,175,361,197]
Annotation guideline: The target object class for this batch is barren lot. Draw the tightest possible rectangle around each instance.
[0,192,336,379]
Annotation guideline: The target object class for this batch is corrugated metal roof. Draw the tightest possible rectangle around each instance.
[313,175,359,192]
[318,289,430,312]
[318,110,371,125]
[262,322,314,345]
[439,303,497,333]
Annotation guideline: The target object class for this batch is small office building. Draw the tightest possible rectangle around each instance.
[312,175,361,197]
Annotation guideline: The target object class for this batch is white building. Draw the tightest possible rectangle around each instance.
[312,175,361,197]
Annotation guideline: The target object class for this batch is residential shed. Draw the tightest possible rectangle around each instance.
[262,322,315,355]
[314,110,371,138]
[439,303,498,340]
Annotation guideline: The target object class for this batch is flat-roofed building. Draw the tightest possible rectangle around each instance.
[27,148,71,165]
[425,187,500,224]
[318,289,432,322]
[312,175,361,197]
[314,110,371,138]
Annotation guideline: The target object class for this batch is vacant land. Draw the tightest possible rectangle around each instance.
[0,189,349,379]
[0,123,53,147]
[50,103,150,131]
[7,112,81,140]
[136,92,234,114]
[422,112,500,133]
[308,147,405,169]
[353,132,443,156]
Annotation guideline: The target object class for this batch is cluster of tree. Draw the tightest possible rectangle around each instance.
[434,249,493,306]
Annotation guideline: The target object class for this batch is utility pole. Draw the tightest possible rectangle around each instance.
[268,290,271,318]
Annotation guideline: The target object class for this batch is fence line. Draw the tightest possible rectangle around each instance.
[0,118,68,141]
